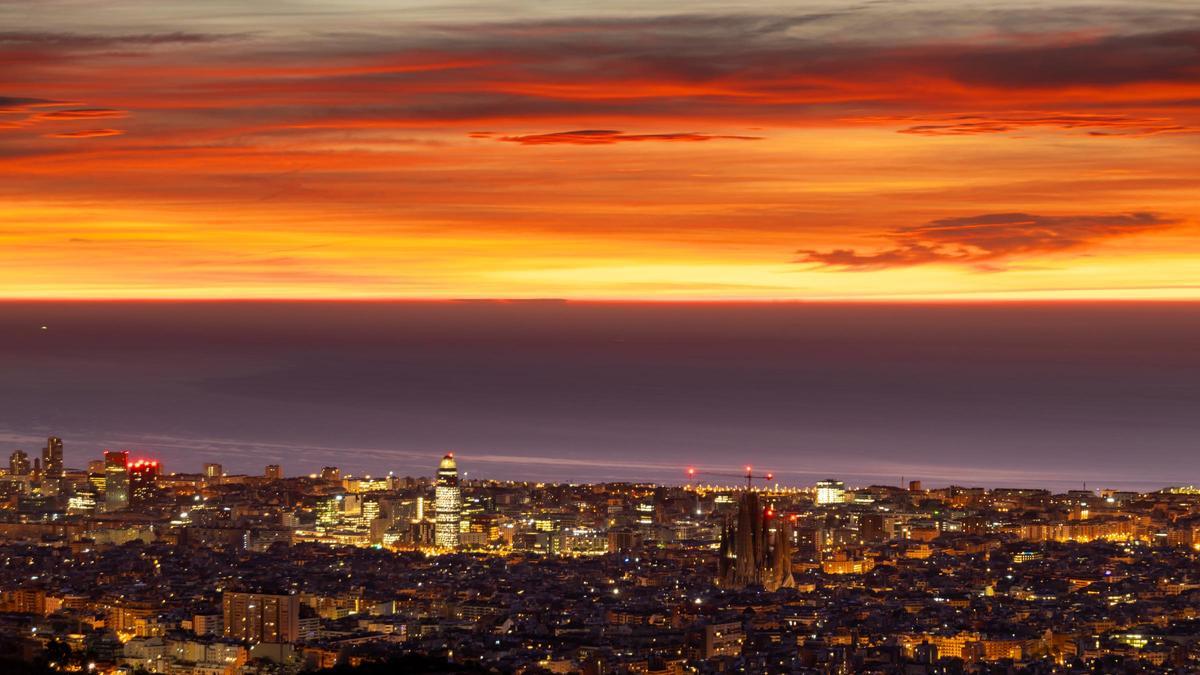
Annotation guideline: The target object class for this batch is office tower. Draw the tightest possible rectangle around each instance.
[815,479,846,505]
[434,453,461,550]
[716,491,794,591]
[909,480,923,493]
[222,591,300,644]
[129,459,160,506]
[104,451,130,511]
[264,464,282,481]
[8,450,31,476]
[204,463,223,480]
[320,466,340,481]
[42,437,64,478]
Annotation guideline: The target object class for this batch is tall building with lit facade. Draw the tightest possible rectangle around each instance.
[8,450,31,477]
[42,437,63,478]
[435,453,461,550]
[264,464,283,481]
[40,436,64,495]
[129,459,160,506]
[104,450,130,511]
[222,591,300,644]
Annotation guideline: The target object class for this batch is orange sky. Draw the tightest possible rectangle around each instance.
[2,1,1199,299]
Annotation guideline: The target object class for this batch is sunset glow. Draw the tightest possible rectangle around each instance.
[3,0,1198,299]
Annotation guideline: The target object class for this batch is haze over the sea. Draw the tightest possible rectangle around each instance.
[2,301,1198,491]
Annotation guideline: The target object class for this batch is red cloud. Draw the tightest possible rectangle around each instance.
[44,128,125,138]
[855,113,1194,137]
[498,130,762,145]
[36,108,128,121]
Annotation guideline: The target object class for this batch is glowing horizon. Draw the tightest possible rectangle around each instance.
[3,1,1198,300]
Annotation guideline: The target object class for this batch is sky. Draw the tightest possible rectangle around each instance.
[2,0,1199,300]
[3,301,1200,489]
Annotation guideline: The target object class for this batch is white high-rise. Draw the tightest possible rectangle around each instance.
[815,478,846,505]
[435,453,461,549]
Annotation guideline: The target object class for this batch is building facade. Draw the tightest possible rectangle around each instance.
[222,592,300,644]
[129,459,160,506]
[435,453,461,550]
[104,450,130,511]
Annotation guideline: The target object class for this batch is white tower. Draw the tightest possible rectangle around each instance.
[434,453,461,550]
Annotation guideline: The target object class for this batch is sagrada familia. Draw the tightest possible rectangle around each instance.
[716,490,796,591]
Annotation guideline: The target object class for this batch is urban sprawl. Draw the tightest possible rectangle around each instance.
[4,438,1200,673]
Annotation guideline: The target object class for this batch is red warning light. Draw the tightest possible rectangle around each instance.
[766,473,774,481]
[686,467,696,477]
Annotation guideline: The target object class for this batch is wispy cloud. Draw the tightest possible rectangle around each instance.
[35,108,127,121]
[797,212,1178,271]
[849,112,1194,137]
[496,129,762,145]
[43,128,124,138]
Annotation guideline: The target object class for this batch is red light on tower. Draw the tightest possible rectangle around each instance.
[766,473,774,481]
[686,467,696,477]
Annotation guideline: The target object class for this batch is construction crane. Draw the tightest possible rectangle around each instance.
[685,465,774,490]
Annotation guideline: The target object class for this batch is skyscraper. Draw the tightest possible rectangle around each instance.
[129,459,160,506]
[104,450,129,511]
[264,464,282,481]
[42,437,63,479]
[434,453,461,550]
[8,450,31,476]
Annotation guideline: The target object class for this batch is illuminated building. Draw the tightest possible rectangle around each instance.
[8,450,31,476]
[635,501,655,526]
[222,591,300,644]
[88,459,106,495]
[67,491,96,513]
[815,479,846,505]
[203,463,223,480]
[264,464,283,481]
[435,453,461,550]
[42,436,63,478]
[104,450,129,511]
[703,622,745,658]
[129,459,161,505]
[821,552,876,575]
[316,495,345,530]
[716,491,794,591]
[320,466,340,481]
